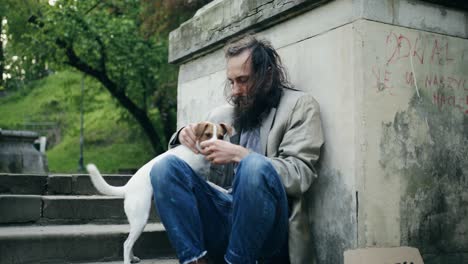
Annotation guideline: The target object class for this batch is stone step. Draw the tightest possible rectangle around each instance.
[0,173,48,195]
[0,194,159,225]
[47,174,132,195]
[0,173,133,195]
[0,223,175,264]
[78,258,178,264]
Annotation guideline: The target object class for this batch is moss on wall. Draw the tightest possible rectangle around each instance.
[381,92,468,264]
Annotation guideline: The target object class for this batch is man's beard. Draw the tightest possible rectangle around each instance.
[232,95,271,131]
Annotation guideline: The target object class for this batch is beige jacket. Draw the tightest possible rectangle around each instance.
[170,88,324,263]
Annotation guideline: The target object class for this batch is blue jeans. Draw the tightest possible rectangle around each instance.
[150,153,289,264]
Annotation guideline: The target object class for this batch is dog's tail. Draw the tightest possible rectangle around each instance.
[86,164,125,197]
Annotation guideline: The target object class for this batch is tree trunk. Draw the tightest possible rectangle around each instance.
[102,80,166,155]
[57,39,166,155]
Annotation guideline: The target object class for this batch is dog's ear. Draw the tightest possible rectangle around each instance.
[219,123,233,136]
[194,122,209,139]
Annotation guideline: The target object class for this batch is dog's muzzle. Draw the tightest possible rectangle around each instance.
[195,124,218,153]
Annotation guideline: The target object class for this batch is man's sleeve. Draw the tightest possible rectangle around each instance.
[167,128,184,149]
[269,95,324,198]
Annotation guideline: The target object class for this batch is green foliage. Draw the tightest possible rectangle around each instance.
[0,0,210,168]
[15,0,181,153]
[0,70,154,173]
[0,0,47,89]
[139,0,212,38]
[31,0,169,98]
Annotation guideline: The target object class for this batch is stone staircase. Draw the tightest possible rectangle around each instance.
[0,173,177,264]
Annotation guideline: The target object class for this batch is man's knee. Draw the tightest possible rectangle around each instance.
[235,153,276,190]
[238,153,274,174]
[150,155,184,190]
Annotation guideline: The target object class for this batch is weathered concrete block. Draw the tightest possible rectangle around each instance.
[169,0,468,65]
[47,174,72,195]
[0,129,48,174]
[169,0,330,63]
[72,174,130,195]
[42,196,125,223]
[0,195,42,224]
[40,195,159,224]
[0,174,47,195]
[47,174,131,195]
[170,0,468,263]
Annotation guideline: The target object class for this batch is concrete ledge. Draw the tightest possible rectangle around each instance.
[423,0,468,10]
[169,0,330,64]
[169,0,468,65]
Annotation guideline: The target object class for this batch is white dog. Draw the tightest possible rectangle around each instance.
[86,121,232,264]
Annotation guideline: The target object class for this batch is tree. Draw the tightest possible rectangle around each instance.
[0,0,47,90]
[25,0,209,154]
[1,16,4,89]
[0,0,48,90]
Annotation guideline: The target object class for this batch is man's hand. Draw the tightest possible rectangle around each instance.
[200,140,250,164]
[178,124,199,154]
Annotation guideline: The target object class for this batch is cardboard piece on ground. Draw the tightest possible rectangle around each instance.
[344,247,424,264]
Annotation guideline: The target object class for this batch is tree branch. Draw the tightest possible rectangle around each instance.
[71,15,107,73]
[84,1,102,15]
[56,38,165,153]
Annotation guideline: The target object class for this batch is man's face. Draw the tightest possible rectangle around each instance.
[226,49,252,98]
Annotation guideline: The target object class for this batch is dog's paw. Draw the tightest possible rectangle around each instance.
[131,256,141,263]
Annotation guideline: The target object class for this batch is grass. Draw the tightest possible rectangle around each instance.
[0,70,155,173]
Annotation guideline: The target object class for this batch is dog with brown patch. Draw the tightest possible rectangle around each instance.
[86,121,232,264]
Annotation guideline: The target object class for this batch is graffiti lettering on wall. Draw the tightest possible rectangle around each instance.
[432,94,468,114]
[371,31,468,114]
[405,72,468,113]
[372,66,392,91]
[385,32,455,66]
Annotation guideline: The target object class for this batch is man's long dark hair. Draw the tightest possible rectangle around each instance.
[224,35,292,130]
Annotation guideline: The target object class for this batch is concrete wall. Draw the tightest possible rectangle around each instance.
[355,20,468,264]
[169,0,468,263]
